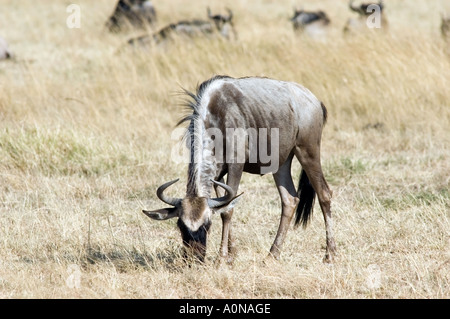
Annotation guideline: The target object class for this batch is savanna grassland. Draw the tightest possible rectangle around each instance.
[0,0,449,299]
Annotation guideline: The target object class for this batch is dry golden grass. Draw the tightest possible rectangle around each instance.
[0,0,449,298]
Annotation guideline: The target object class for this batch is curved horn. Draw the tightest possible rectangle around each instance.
[207,7,213,19]
[349,0,359,13]
[291,6,300,21]
[226,8,233,21]
[207,179,235,208]
[156,179,182,207]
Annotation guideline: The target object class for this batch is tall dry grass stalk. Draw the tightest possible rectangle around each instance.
[0,0,449,298]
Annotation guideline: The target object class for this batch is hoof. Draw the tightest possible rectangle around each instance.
[215,255,234,268]
[323,250,338,264]
[263,252,280,266]
[323,255,334,264]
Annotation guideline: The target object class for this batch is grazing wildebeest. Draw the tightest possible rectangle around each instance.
[127,8,236,48]
[344,0,388,33]
[441,14,450,40]
[106,0,156,32]
[0,36,12,60]
[142,75,336,264]
[290,8,331,39]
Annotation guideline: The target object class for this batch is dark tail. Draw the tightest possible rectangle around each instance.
[295,169,316,228]
[294,102,325,227]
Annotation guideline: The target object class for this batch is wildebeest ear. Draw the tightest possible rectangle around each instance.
[211,193,243,215]
[142,207,179,220]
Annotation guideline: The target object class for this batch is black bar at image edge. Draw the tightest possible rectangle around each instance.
[0,299,445,317]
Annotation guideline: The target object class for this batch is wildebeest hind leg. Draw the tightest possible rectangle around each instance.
[295,145,337,263]
[269,154,299,259]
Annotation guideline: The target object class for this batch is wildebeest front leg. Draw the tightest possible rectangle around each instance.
[214,178,235,265]
[219,208,235,264]
[269,154,299,259]
[214,165,243,265]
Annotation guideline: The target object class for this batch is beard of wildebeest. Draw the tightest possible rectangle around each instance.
[177,218,211,262]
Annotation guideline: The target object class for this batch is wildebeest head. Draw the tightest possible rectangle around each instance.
[349,0,384,16]
[143,179,241,262]
[207,7,236,39]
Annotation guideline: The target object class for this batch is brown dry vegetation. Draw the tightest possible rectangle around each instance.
[0,0,449,298]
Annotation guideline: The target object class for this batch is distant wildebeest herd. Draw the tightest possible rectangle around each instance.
[104,0,450,49]
[0,0,449,60]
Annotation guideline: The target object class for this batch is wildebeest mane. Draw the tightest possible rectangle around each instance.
[176,75,231,128]
[175,75,231,196]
